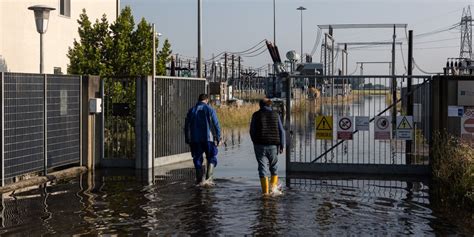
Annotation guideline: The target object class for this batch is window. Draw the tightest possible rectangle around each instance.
[54,67,63,74]
[59,0,71,17]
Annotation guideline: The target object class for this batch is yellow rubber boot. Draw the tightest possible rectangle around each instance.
[270,175,278,192]
[260,177,269,195]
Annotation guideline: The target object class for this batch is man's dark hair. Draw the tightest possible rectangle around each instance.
[198,94,208,101]
[259,98,273,107]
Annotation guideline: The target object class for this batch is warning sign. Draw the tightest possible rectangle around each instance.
[337,116,354,140]
[396,116,413,140]
[374,116,391,140]
[355,116,370,131]
[316,116,333,140]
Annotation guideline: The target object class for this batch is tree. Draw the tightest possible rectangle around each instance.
[157,39,172,76]
[67,6,172,77]
[67,10,110,75]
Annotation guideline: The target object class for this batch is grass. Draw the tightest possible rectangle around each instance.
[431,131,474,209]
[353,89,390,96]
[232,90,266,101]
[216,103,259,129]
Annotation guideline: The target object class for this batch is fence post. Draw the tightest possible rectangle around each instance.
[100,78,105,161]
[43,74,48,175]
[284,73,291,185]
[79,76,83,167]
[1,72,4,186]
[406,30,413,164]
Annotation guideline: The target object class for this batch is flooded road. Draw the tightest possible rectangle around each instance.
[0,130,473,235]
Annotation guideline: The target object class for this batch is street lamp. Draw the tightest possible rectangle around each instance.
[273,0,276,45]
[28,5,55,74]
[296,6,306,63]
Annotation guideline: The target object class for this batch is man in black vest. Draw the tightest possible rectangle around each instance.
[250,98,285,195]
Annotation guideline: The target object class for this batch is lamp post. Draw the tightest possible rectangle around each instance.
[296,6,306,63]
[28,5,55,74]
[273,0,276,45]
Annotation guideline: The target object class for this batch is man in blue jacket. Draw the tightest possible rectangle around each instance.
[250,98,285,195]
[185,94,222,184]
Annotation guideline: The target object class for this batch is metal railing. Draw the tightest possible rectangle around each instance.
[1,72,82,185]
[154,76,206,158]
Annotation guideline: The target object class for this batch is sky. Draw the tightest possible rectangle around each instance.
[120,0,472,75]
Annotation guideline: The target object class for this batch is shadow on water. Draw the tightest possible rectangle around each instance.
[0,129,472,235]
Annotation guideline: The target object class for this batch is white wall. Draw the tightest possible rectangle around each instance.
[0,0,116,74]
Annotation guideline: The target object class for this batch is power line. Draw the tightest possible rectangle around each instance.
[205,39,266,62]
[413,58,442,74]
[348,64,359,75]
[240,47,268,58]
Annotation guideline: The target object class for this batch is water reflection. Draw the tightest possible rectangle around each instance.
[0,134,472,235]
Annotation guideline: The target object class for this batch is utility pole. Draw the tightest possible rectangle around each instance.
[188,60,191,76]
[238,56,241,89]
[197,0,203,78]
[176,54,180,77]
[224,53,228,82]
[231,54,235,85]
[219,63,223,82]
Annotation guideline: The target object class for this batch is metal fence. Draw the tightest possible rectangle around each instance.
[154,76,206,158]
[285,75,432,176]
[1,72,81,185]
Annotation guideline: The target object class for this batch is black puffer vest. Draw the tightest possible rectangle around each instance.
[252,110,280,145]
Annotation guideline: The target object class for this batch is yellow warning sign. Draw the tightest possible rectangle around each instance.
[316,116,333,140]
[397,116,413,129]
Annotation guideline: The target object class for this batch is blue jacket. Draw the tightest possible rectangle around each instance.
[250,106,285,147]
[185,102,221,144]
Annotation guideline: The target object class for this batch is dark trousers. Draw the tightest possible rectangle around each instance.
[190,142,218,170]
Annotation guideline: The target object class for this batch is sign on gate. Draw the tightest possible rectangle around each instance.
[448,106,464,117]
[337,116,354,140]
[316,116,333,140]
[461,117,474,141]
[396,116,414,140]
[355,116,370,131]
[465,107,474,118]
[374,116,391,140]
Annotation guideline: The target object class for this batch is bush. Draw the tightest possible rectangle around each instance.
[431,131,474,208]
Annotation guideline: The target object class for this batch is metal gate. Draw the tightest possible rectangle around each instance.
[103,77,137,160]
[285,75,432,176]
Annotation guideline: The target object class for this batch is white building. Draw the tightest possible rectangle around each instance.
[0,0,117,74]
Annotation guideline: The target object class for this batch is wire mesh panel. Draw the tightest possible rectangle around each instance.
[286,75,431,175]
[47,75,81,168]
[3,73,44,180]
[155,77,206,158]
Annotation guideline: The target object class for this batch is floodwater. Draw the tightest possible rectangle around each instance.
[0,129,472,236]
